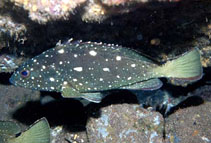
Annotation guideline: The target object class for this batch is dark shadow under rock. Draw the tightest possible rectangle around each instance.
[12,98,87,132]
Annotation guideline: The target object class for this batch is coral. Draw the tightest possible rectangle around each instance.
[0,15,26,73]
[82,0,107,22]
[11,0,86,23]
[0,54,25,73]
[101,0,181,6]
[8,0,182,23]
[0,15,26,49]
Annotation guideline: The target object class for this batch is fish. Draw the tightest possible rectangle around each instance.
[0,117,50,143]
[0,54,19,73]
[10,39,203,103]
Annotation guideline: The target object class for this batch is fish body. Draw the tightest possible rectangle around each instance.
[0,117,50,143]
[10,40,203,103]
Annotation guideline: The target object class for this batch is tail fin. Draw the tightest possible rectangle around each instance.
[9,118,50,143]
[154,48,203,82]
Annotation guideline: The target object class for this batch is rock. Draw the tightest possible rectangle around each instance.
[188,85,211,102]
[0,54,25,73]
[0,84,40,120]
[165,102,211,143]
[51,126,88,143]
[86,103,164,143]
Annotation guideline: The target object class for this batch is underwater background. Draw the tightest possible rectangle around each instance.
[0,0,211,142]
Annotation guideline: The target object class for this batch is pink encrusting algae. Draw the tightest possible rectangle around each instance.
[9,0,181,23]
[11,0,86,23]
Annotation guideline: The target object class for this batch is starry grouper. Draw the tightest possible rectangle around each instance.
[10,39,203,103]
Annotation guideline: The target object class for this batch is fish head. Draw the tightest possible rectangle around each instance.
[9,59,46,90]
[11,52,64,92]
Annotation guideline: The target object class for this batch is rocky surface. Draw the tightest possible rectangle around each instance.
[165,102,211,143]
[50,126,88,143]
[87,103,164,143]
[0,84,40,121]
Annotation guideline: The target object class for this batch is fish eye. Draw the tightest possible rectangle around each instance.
[20,70,30,78]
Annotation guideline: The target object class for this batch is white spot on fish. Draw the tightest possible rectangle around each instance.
[103,68,110,72]
[63,81,68,85]
[45,55,49,57]
[73,67,83,72]
[73,79,77,82]
[127,77,132,80]
[59,61,63,65]
[116,75,120,78]
[31,76,35,80]
[49,77,55,82]
[50,87,55,90]
[79,83,83,86]
[89,50,97,56]
[74,54,78,58]
[42,65,46,69]
[99,78,103,81]
[131,64,136,67]
[58,49,64,54]
[116,56,121,61]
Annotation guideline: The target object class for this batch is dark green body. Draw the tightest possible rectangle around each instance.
[10,40,166,102]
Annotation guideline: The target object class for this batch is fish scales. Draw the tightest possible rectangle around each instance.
[10,40,203,103]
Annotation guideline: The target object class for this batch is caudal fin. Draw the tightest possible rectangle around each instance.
[10,117,50,143]
[154,48,203,82]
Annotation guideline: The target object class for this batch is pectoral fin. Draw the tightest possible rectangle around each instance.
[61,83,105,103]
[61,85,81,98]
[120,79,163,91]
